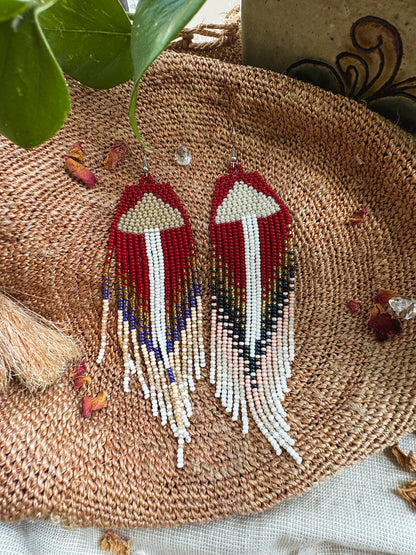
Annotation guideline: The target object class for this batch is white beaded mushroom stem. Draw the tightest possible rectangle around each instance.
[241,213,262,358]
[145,228,171,424]
[144,227,195,467]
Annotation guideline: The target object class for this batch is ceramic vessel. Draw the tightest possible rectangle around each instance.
[241,0,416,132]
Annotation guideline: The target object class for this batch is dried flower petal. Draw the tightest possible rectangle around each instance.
[392,444,416,472]
[367,304,403,341]
[65,156,98,188]
[373,289,396,306]
[104,140,127,170]
[348,208,368,226]
[70,359,87,378]
[347,300,361,313]
[72,374,92,391]
[66,141,85,163]
[100,529,130,555]
[398,480,416,509]
[82,390,107,418]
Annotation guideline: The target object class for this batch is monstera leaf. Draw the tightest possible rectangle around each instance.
[0,0,206,149]
[0,0,32,22]
[0,5,70,148]
[39,0,133,89]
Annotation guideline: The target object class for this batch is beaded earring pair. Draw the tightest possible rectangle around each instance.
[97,141,301,468]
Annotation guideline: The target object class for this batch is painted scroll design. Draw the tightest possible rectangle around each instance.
[287,16,416,133]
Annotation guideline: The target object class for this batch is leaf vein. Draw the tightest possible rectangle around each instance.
[41,27,130,37]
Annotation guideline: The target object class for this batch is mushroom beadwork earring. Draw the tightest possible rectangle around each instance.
[209,133,301,464]
[96,155,205,469]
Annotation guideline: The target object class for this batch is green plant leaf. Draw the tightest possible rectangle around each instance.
[39,0,133,89]
[0,6,70,148]
[129,0,206,147]
[0,0,32,22]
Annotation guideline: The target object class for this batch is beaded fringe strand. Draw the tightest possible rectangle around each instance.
[97,175,205,468]
[210,165,301,464]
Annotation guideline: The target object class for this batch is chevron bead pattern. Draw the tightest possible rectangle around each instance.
[210,165,301,464]
[97,175,205,468]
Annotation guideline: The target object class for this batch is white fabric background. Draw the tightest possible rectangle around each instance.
[0,434,415,555]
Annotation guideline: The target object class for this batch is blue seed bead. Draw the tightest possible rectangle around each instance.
[166,368,175,383]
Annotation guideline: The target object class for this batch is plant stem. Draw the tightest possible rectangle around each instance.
[128,81,152,151]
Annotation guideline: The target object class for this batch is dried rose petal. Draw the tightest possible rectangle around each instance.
[398,480,416,509]
[72,374,92,391]
[100,529,130,555]
[70,359,87,378]
[392,444,416,472]
[373,289,396,306]
[347,300,361,314]
[70,360,91,390]
[82,390,107,418]
[367,304,402,341]
[64,141,97,188]
[104,140,127,170]
[66,141,85,163]
[348,208,368,226]
[65,156,98,188]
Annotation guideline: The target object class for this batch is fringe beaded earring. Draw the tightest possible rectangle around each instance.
[210,131,302,464]
[97,155,205,468]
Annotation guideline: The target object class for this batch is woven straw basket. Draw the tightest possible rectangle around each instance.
[0,50,415,529]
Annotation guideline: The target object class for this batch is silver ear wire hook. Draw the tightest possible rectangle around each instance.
[143,153,149,177]
[230,125,237,169]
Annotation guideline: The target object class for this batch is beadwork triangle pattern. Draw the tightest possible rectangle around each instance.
[97,175,205,468]
[210,165,301,463]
